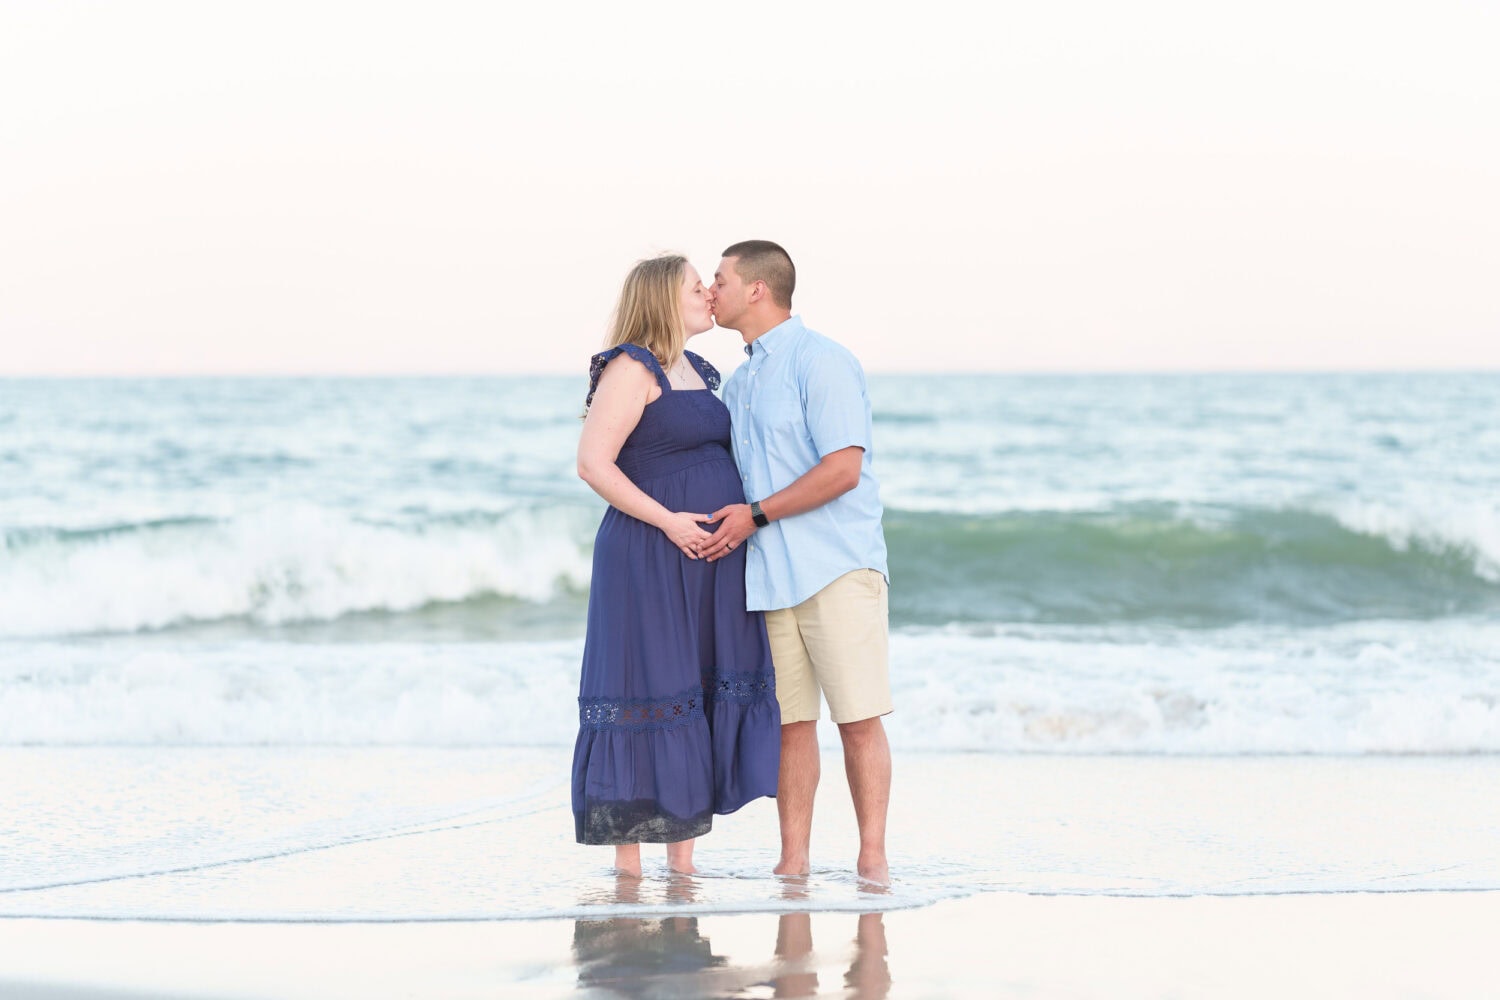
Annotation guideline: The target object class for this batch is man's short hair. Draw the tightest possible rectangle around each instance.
[722,240,795,308]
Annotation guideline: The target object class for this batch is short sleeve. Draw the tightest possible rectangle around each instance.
[801,345,872,457]
[585,343,660,409]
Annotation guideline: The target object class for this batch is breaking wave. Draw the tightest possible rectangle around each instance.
[4,499,1498,637]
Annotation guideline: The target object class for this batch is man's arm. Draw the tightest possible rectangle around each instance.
[702,346,872,562]
[700,445,862,561]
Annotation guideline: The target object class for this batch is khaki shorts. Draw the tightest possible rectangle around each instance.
[765,568,892,725]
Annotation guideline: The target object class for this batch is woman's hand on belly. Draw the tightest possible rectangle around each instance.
[657,510,718,560]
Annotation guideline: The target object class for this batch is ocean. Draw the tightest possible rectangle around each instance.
[2,373,1498,923]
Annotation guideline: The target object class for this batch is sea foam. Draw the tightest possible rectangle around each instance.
[4,622,1496,753]
[4,500,1499,638]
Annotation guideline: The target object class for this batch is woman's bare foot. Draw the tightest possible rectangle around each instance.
[613,844,642,878]
[665,837,696,874]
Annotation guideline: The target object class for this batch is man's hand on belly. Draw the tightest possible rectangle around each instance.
[701,503,756,562]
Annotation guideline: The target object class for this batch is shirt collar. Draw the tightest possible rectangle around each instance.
[745,315,804,357]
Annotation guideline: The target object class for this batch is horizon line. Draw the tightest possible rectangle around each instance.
[2,367,1498,380]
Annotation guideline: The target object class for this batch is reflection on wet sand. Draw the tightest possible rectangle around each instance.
[773,911,891,1000]
[844,914,892,999]
[573,873,728,997]
[573,915,727,996]
[572,874,892,998]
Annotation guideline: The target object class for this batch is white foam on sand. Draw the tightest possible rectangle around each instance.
[5,618,1499,753]
[2,749,1498,924]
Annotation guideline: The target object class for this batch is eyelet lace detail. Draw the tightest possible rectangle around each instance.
[585,345,722,409]
[579,684,704,732]
[685,351,722,392]
[585,344,660,409]
[578,670,773,732]
[709,669,774,704]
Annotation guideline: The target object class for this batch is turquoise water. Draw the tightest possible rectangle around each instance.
[1,374,1497,752]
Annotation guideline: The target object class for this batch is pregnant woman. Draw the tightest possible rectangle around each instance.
[572,253,780,876]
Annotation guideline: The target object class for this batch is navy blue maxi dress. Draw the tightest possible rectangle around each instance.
[572,344,781,845]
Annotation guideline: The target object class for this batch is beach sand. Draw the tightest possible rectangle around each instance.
[4,748,1498,996]
[2,889,1497,998]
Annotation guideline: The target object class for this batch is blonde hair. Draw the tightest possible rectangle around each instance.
[605,254,689,374]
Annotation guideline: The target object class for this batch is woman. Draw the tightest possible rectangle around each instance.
[572,254,781,876]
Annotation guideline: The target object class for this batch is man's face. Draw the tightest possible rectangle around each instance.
[711,257,750,331]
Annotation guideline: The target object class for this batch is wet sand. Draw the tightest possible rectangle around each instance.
[3,888,1498,998]
[5,749,1499,997]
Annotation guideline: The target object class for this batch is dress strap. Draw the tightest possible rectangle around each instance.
[586,343,669,409]
[684,351,722,392]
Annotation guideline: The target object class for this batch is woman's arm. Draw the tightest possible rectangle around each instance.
[577,355,715,559]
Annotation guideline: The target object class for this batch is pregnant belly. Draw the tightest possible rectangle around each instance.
[642,456,747,514]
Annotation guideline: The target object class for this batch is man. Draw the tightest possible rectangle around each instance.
[700,240,892,884]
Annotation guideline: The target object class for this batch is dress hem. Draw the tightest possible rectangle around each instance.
[576,799,714,845]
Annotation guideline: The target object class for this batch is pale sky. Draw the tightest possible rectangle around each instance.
[2,1,1497,376]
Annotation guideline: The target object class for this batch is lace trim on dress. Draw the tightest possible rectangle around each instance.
[708,669,775,704]
[578,684,704,732]
[684,351,722,392]
[585,343,663,409]
[585,346,724,409]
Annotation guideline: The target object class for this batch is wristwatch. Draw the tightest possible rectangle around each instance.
[749,500,769,528]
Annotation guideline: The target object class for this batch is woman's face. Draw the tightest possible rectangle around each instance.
[679,265,715,337]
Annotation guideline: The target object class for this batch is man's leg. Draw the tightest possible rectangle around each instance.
[837,715,891,884]
[799,570,893,882]
[775,720,820,875]
[765,605,820,876]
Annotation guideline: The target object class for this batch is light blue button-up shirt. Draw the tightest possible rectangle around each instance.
[722,316,888,611]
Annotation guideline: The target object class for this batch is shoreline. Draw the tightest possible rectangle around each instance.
[5,750,1498,922]
[7,749,1498,995]
[4,889,1497,999]
[10,879,1500,926]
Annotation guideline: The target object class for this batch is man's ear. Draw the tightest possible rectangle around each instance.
[748,279,767,303]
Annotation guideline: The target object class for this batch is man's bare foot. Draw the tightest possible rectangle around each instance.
[773,856,811,876]
[856,853,889,886]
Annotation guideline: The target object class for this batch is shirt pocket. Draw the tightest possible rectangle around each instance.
[750,385,805,437]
